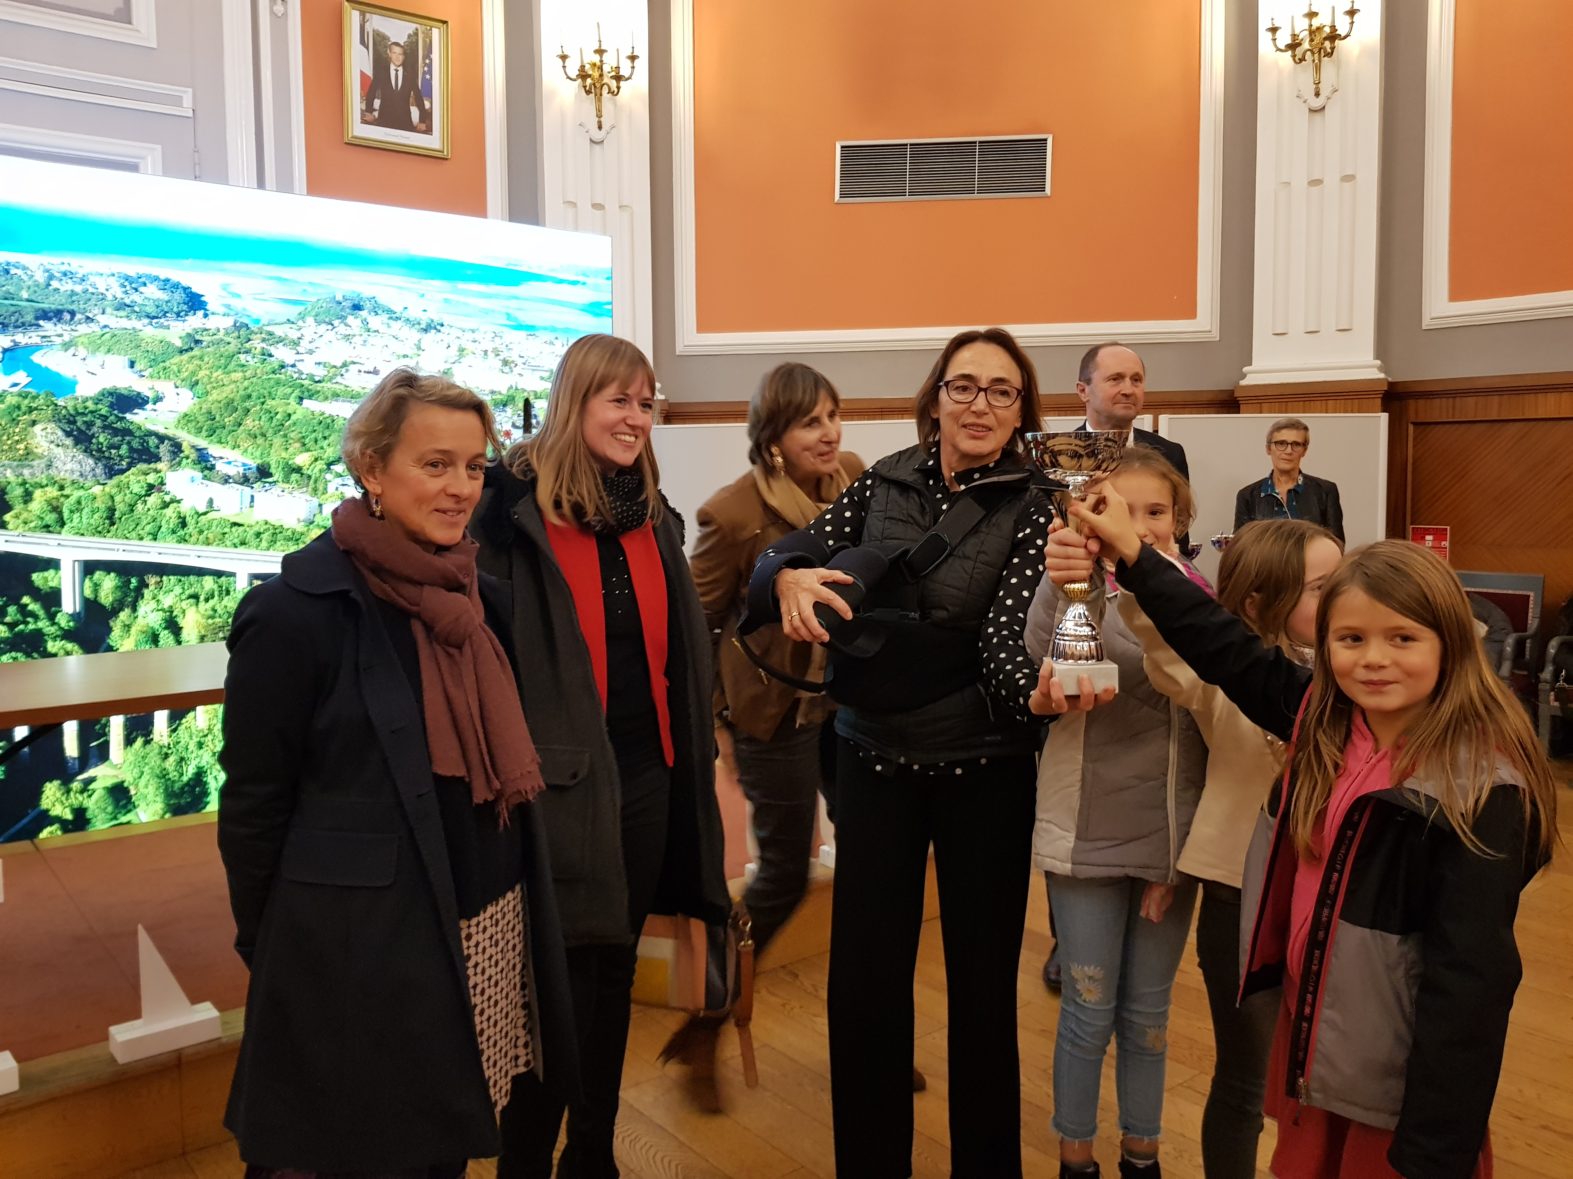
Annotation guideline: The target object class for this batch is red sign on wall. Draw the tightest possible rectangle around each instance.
[1409,524,1450,563]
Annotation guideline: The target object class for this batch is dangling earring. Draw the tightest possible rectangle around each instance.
[769,446,785,476]
[369,494,384,520]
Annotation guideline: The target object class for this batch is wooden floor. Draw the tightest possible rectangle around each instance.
[138,777,1573,1179]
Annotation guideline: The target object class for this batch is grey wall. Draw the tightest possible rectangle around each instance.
[646,0,1259,401]
[1377,1,1573,381]
[505,0,542,226]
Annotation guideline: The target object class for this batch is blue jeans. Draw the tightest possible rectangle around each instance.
[1048,872,1198,1143]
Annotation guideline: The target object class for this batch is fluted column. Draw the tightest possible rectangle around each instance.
[537,0,652,358]
[1241,1,1386,386]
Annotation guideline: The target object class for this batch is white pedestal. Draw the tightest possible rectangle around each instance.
[107,926,222,1064]
[0,1050,17,1096]
[109,1003,221,1064]
[1051,658,1120,696]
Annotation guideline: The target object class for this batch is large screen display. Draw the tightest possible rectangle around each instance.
[0,157,613,841]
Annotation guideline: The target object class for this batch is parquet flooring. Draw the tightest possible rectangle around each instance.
[147,776,1573,1179]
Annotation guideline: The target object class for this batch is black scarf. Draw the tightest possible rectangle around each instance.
[582,467,650,535]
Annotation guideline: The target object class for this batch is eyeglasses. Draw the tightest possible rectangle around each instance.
[1270,439,1308,453]
[939,379,1023,408]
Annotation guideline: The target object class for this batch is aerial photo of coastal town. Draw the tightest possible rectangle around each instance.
[0,158,613,841]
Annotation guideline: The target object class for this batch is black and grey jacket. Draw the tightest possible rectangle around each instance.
[1116,543,1546,1179]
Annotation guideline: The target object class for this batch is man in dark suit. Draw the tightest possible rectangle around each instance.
[1074,340,1190,481]
[1232,416,1345,541]
[364,41,429,133]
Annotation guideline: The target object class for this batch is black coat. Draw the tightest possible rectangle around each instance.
[217,532,576,1171]
[366,61,427,131]
[471,466,731,945]
[1132,426,1189,482]
[1233,471,1345,542]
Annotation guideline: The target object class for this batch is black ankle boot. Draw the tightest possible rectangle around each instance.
[1118,1156,1160,1179]
[1059,1164,1100,1179]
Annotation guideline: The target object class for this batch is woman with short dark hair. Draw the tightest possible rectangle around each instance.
[691,362,862,951]
[219,369,573,1177]
[746,328,1104,1177]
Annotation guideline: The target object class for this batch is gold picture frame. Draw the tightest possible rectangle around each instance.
[343,1,451,159]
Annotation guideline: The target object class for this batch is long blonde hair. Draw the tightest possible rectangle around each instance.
[1218,519,1342,655]
[506,333,662,526]
[1288,540,1558,860]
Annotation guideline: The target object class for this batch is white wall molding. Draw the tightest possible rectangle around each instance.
[1240,0,1386,386]
[481,0,509,219]
[220,0,258,187]
[0,120,163,172]
[284,0,306,193]
[0,56,192,118]
[0,0,157,48]
[539,0,652,356]
[669,0,1226,356]
[0,77,191,119]
[1421,0,1573,329]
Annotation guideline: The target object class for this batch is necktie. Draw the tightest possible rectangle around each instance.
[393,67,401,89]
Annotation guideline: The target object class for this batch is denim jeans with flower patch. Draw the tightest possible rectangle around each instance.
[1046,871,1198,1143]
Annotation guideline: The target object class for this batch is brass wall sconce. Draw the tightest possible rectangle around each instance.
[1266,6,1358,103]
[558,24,638,135]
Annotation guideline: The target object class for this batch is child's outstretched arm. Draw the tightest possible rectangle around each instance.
[1048,489,1308,743]
[1390,787,1535,1178]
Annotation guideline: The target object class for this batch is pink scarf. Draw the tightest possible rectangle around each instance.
[331,496,544,821]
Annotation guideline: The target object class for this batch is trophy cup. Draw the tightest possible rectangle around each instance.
[1024,430,1126,694]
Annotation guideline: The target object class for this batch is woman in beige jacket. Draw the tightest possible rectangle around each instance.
[689,363,863,958]
[1119,518,1342,1179]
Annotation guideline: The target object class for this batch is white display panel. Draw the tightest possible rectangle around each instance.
[1157,413,1388,584]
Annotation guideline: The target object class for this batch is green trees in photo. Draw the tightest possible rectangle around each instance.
[0,595,83,662]
[4,466,315,551]
[122,711,225,820]
[70,330,182,370]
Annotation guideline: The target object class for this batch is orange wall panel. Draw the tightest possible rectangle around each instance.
[692,1,1202,333]
[1449,0,1573,301]
[300,0,487,218]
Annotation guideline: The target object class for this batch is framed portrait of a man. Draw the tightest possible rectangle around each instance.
[343,2,450,158]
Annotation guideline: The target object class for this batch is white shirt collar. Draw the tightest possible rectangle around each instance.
[1078,420,1135,445]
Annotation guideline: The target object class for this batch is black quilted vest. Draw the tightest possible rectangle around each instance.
[834,445,1044,764]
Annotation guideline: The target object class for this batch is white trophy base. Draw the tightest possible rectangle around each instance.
[108,1002,221,1064]
[1048,657,1120,696]
[0,1050,17,1095]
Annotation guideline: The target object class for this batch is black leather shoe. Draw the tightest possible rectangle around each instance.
[1042,955,1062,993]
[1118,1157,1160,1178]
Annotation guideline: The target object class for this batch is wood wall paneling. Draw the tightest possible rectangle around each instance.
[1386,374,1573,640]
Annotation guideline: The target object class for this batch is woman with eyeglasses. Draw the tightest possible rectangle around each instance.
[744,328,1109,1178]
[1232,417,1345,542]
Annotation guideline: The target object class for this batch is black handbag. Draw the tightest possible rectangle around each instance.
[735,476,1028,709]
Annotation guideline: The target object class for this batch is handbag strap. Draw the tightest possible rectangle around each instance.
[731,904,759,1088]
[734,476,1026,692]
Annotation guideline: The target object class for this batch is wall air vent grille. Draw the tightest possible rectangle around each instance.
[835,135,1051,203]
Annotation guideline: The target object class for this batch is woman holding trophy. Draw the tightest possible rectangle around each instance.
[744,327,1108,1178]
